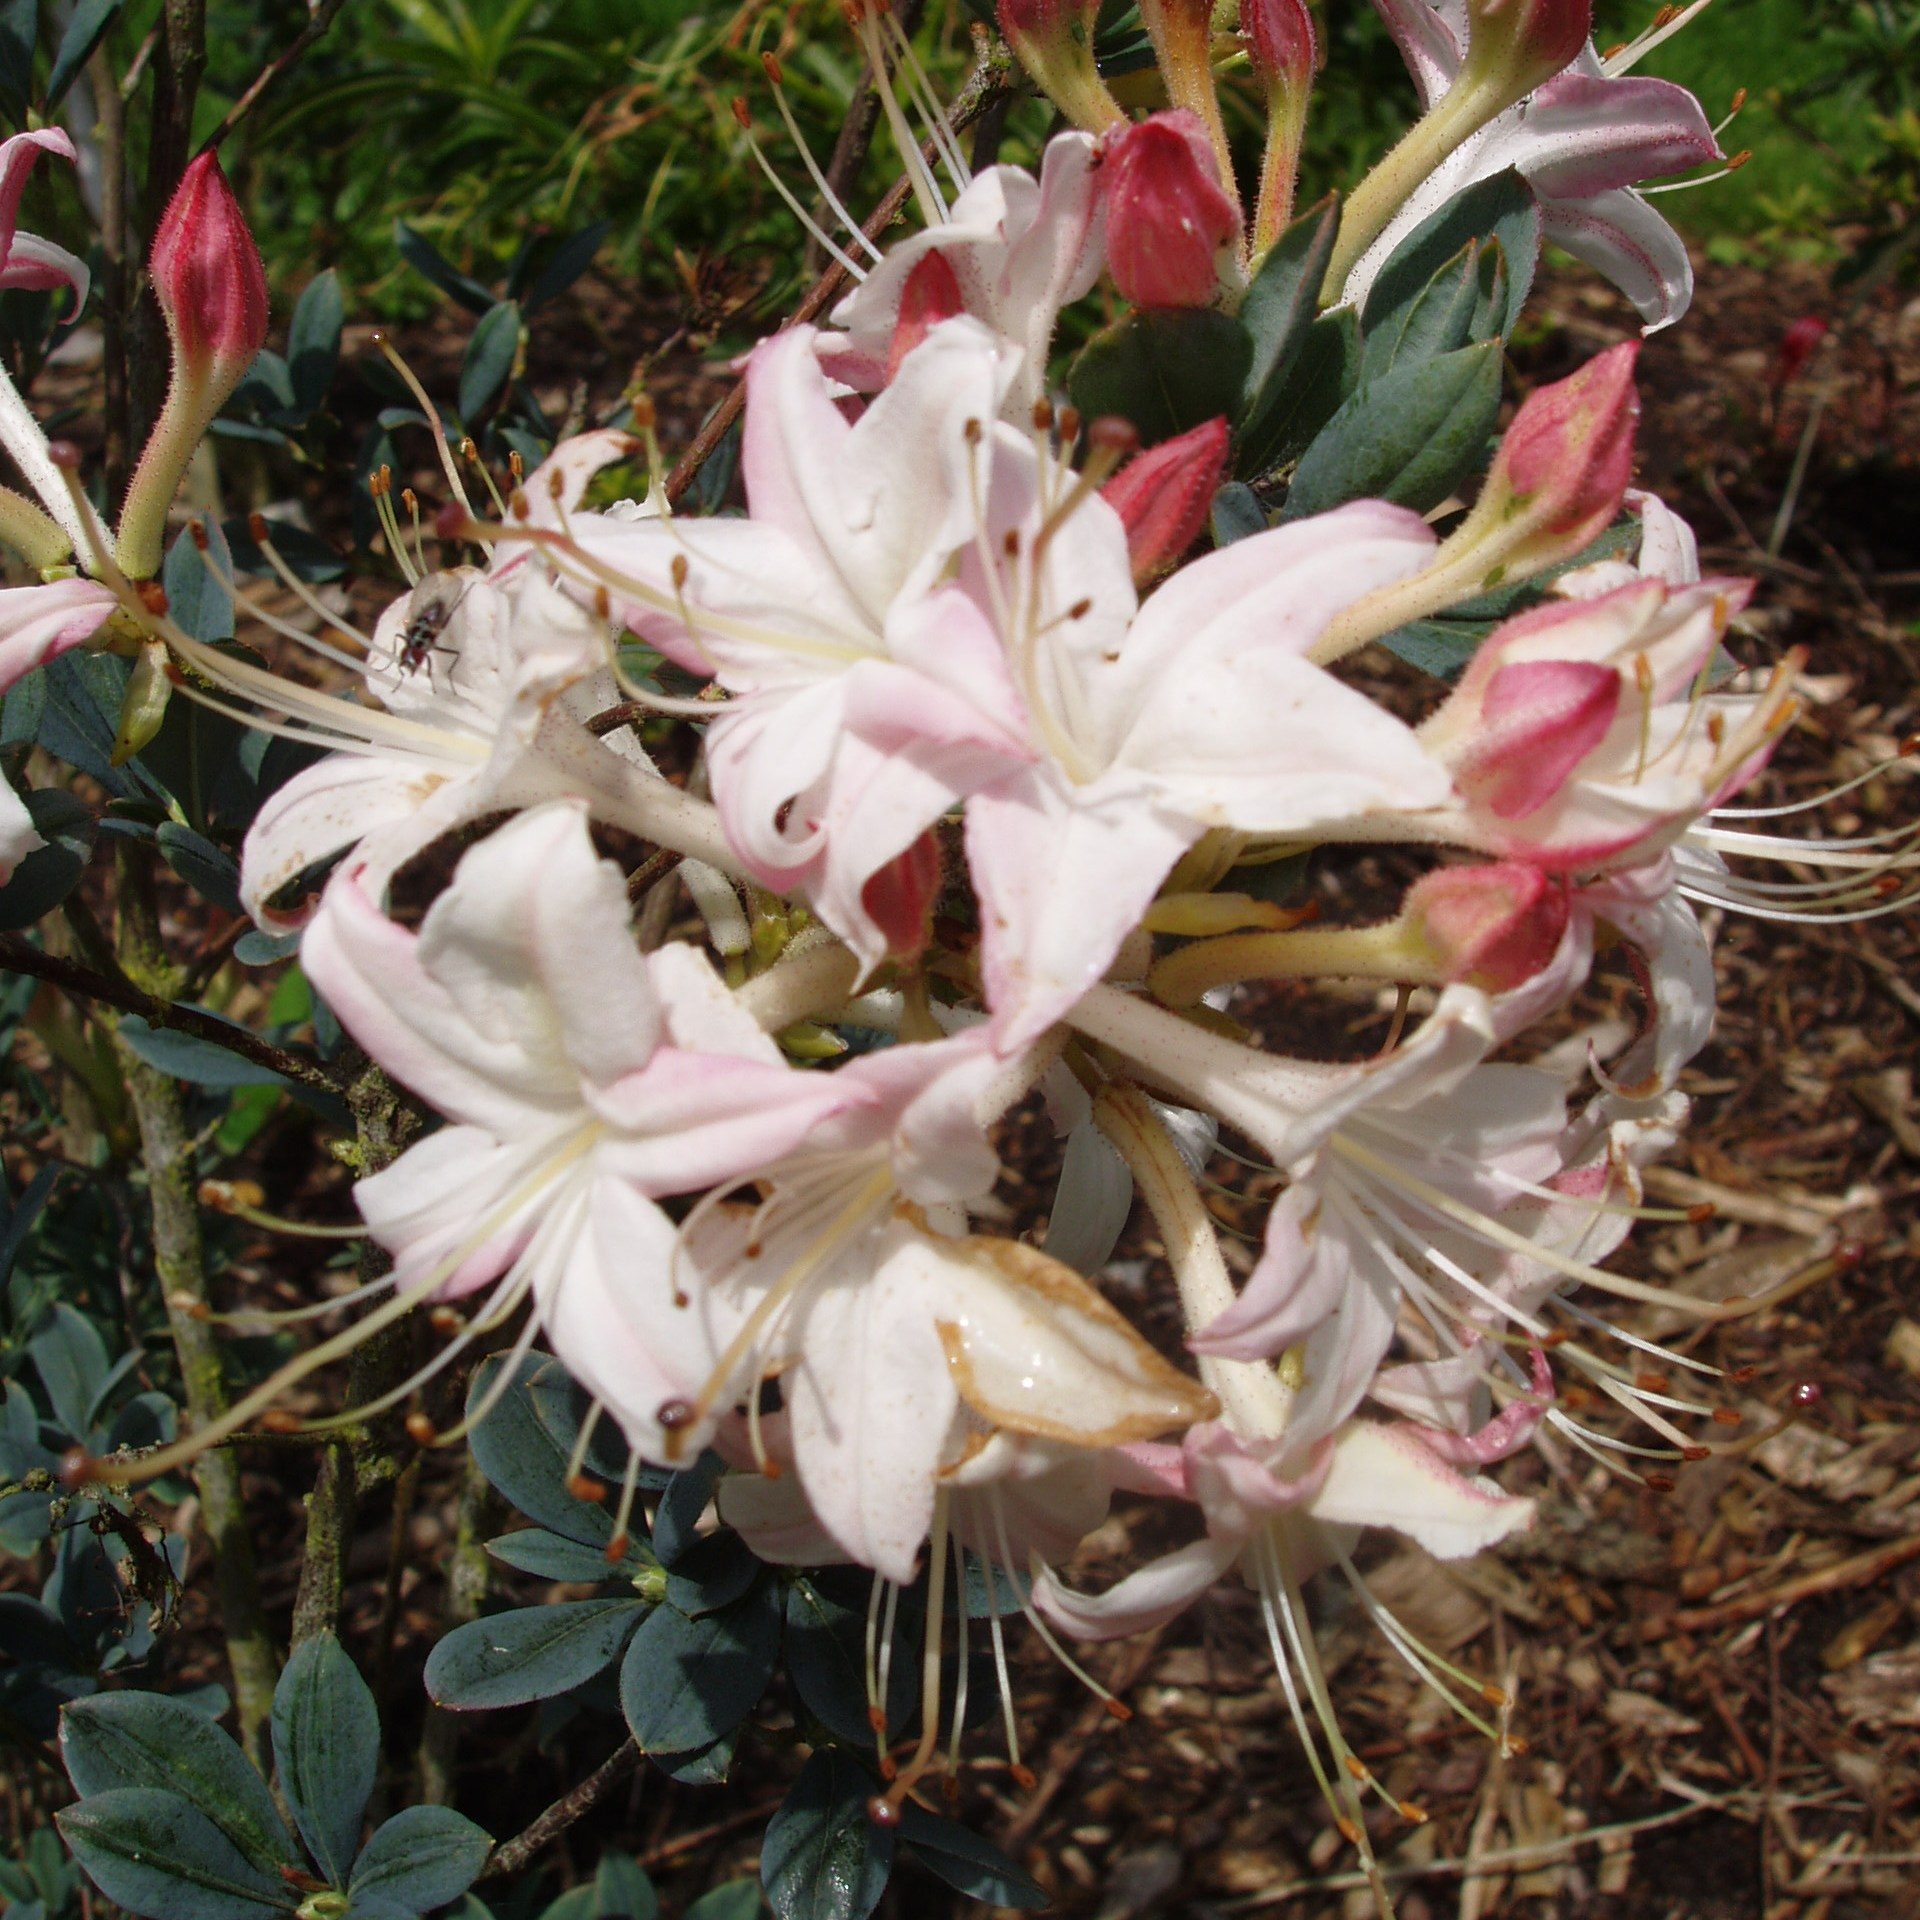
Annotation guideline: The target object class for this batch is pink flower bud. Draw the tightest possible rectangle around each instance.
[885,251,966,383]
[1405,863,1570,992]
[1100,415,1229,582]
[1491,340,1640,552]
[861,829,942,961]
[1463,0,1592,97]
[1242,0,1317,88]
[1770,315,1827,393]
[150,151,268,372]
[1103,111,1242,310]
[997,0,1124,132]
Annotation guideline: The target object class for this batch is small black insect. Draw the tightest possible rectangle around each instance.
[392,571,473,679]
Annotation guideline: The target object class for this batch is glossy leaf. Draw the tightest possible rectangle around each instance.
[272,1632,378,1885]
[0,790,93,930]
[486,1527,633,1585]
[1361,168,1539,344]
[425,1600,646,1710]
[346,1804,493,1918]
[467,1355,624,1548]
[897,1805,1046,1908]
[46,0,120,110]
[685,1881,762,1920]
[1234,308,1361,480]
[460,302,522,422]
[760,1751,892,1920]
[288,270,344,417]
[618,1583,779,1755]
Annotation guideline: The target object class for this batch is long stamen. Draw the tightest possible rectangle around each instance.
[372,335,477,523]
[848,1,947,226]
[758,55,884,263]
[732,97,874,281]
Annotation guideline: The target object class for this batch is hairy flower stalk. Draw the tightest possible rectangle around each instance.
[1243,0,1319,256]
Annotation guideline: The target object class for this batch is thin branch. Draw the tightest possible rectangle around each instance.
[0,933,343,1095]
[481,1741,642,1880]
[203,0,351,151]
[664,48,1015,505]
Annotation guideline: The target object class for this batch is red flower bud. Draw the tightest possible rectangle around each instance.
[1405,862,1570,992]
[1770,315,1827,393]
[1242,0,1317,89]
[1492,340,1640,550]
[1103,111,1242,310]
[1463,0,1592,96]
[862,830,942,962]
[150,151,268,372]
[1100,415,1229,582]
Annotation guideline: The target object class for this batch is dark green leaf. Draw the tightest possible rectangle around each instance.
[29,1304,107,1437]
[1359,241,1481,384]
[459,302,522,422]
[1236,193,1340,469]
[164,521,235,646]
[156,823,242,914]
[288,271,344,418]
[272,1632,378,1885]
[684,1881,761,1920]
[467,1355,622,1548]
[760,1752,892,1920]
[649,1453,721,1565]
[394,223,496,314]
[57,1789,296,1920]
[60,1693,296,1878]
[46,0,120,109]
[0,1161,60,1284]
[897,1805,1046,1908]
[235,929,302,966]
[1235,308,1360,479]
[588,1853,656,1920]
[518,223,611,314]
[650,1727,738,1785]
[1283,339,1503,521]
[37,653,161,800]
[0,0,35,117]
[1209,481,1266,548]
[486,1528,633,1585]
[346,1805,492,1918]
[424,1601,645,1711]
[618,1583,778,1754]
[115,1016,290,1091]
[663,1530,758,1616]
[0,789,93,930]
[1361,169,1539,344]
[783,1577,910,1747]
[1068,308,1252,448]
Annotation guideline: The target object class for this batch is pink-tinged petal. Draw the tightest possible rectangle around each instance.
[1370,1345,1494,1432]
[886,250,966,381]
[1308,1422,1535,1558]
[785,1234,963,1584]
[1541,188,1695,331]
[1032,1536,1240,1642]
[1522,72,1721,199]
[589,1049,862,1196]
[878,1031,1005,1207]
[718,1465,847,1566]
[1579,859,1715,1087]
[354,1121,563,1298]
[0,767,41,882]
[240,754,452,930]
[1626,488,1701,586]
[528,1174,742,1464]
[1462,658,1622,819]
[0,231,89,306]
[1368,0,1463,108]
[1412,1345,1554,1466]
[1191,1182,1347,1358]
[947,1436,1121,1569]
[0,578,115,690]
[1183,1422,1332,1534]
[967,766,1200,1054]
[0,130,86,311]
[409,802,664,1090]
[644,941,784,1064]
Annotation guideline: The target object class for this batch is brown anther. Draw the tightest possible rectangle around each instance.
[1727,149,1752,171]
[1706,712,1726,745]
[1711,1406,1742,1427]
[761,50,783,84]
[1103,1698,1132,1722]
[140,582,170,615]
[1010,1763,1038,1791]
[547,470,565,500]
[671,554,691,589]
[402,489,419,519]
[1876,874,1905,897]
[1398,1801,1430,1825]
[369,328,388,348]
[629,394,657,433]
[1634,1371,1670,1394]
[963,418,984,445]
[941,1774,961,1806]
[866,1704,889,1734]
[1480,1684,1508,1707]
[1681,1445,1711,1462]
[565,1474,607,1503]
[1505,1735,1531,1757]
[604,1533,630,1562]
[657,1397,697,1431]
[1601,41,1628,59]
[1068,597,1092,619]
[761,1458,783,1481]
[1729,86,1747,112]
[866,1795,901,1829]
[1789,1379,1822,1409]
[1730,1364,1758,1383]
[1687,1202,1715,1224]
[1560,1384,1596,1412]
[1031,398,1055,433]
[248,511,270,543]
[509,450,525,480]
[189,519,211,550]
[1343,1755,1369,1780]
[1002,529,1021,558]
[46,439,82,470]
[428,1306,465,1334]
[379,463,393,487]
[877,1755,899,1781]
[1335,1816,1363,1846]
[593,586,611,620]
[260,1409,302,1434]
[1644,1471,1676,1493]
[731,96,752,129]
[1633,653,1655,694]
[744,1241,764,1260]
[405,1412,437,1446]
[459,437,478,462]
[1901,733,1920,757]
[59,1446,99,1488]
[1056,406,1081,442]
[507,488,529,520]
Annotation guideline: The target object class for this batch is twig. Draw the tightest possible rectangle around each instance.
[1667,1532,1920,1634]
[419,1448,498,1806]
[204,0,351,150]
[481,1741,642,1880]
[109,842,279,1769]
[664,48,1014,506]
[0,932,342,1095]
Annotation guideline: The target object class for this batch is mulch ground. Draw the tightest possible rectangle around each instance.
[7,243,1920,1920]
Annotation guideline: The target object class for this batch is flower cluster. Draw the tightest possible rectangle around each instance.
[6,2,1906,1900]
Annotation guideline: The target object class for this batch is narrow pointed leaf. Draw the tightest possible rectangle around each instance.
[271,1633,378,1885]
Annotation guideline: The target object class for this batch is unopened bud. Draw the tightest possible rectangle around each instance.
[1461,0,1592,99]
[150,151,269,375]
[1403,863,1570,991]
[1243,0,1317,249]
[997,0,1124,132]
[111,640,173,765]
[860,829,942,962]
[1100,415,1229,582]
[1243,0,1317,88]
[1103,111,1242,310]
[1490,342,1641,553]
